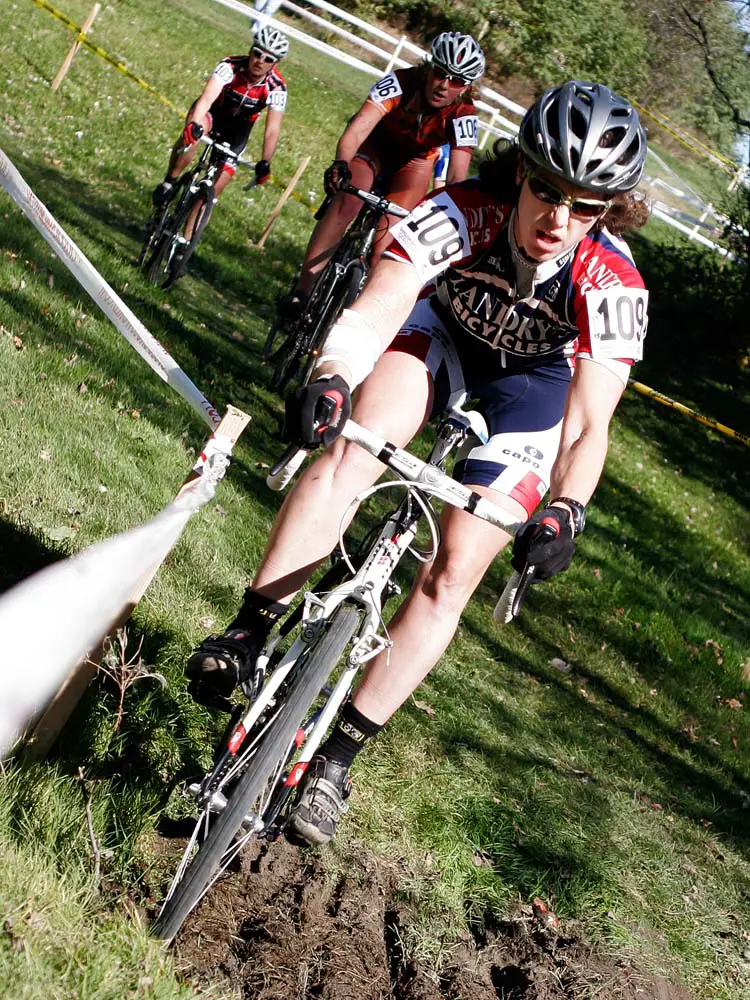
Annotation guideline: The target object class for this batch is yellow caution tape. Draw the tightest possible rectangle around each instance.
[627,95,736,175]
[32,0,319,212]
[32,0,187,116]
[629,381,749,447]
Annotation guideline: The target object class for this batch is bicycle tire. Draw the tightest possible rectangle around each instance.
[164,189,213,288]
[298,260,366,388]
[144,180,193,286]
[152,602,362,942]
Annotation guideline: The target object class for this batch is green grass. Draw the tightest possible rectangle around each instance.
[1,1,750,997]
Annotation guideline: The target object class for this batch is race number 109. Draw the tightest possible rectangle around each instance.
[586,287,649,361]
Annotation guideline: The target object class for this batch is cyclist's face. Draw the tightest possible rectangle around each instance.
[249,46,277,80]
[424,66,469,108]
[515,165,608,262]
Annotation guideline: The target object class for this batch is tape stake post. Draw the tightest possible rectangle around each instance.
[0,148,221,430]
[51,1,101,91]
[252,154,312,249]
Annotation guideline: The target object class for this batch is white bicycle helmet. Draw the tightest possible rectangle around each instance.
[519,80,647,194]
[253,25,289,60]
[430,31,485,83]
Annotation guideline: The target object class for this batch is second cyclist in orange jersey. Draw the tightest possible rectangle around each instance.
[284,31,486,316]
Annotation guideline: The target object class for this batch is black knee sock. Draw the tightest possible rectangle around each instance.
[229,588,287,639]
[320,701,383,769]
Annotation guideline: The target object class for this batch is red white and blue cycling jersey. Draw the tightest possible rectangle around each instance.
[381,178,649,513]
[205,56,287,157]
[387,178,648,374]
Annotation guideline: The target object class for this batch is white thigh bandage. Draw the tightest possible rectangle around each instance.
[313,309,382,389]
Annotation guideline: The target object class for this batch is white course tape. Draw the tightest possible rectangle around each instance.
[0,147,221,429]
[0,447,229,760]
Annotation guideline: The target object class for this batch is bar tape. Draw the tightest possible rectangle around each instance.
[629,381,749,447]
[0,147,221,429]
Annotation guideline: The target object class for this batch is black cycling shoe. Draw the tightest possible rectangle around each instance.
[185,629,263,710]
[152,180,176,208]
[277,290,309,323]
[286,755,352,846]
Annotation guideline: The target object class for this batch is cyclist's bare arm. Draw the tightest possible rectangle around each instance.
[313,257,424,387]
[260,108,284,163]
[186,75,225,128]
[334,101,384,162]
[445,147,472,184]
[549,357,626,506]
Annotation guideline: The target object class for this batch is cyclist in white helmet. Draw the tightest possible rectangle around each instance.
[150,25,290,216]
[279,30,486,319]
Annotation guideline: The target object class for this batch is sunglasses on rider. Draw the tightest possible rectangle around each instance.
[525,168,611,220]
[251,46,277,64]
[431,65,470,87]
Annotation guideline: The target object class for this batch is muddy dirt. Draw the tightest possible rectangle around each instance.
[168,838,694,1000]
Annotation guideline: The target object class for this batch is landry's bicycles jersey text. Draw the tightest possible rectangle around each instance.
[387,177,649,376]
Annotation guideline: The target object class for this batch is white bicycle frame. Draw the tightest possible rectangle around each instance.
[198,406,524,822]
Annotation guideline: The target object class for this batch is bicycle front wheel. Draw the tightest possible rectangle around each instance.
[152,602,362,942]
[163,189,213,288]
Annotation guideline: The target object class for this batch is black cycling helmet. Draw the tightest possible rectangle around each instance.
[519,80,647,195]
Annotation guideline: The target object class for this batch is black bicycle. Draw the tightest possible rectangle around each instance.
[151,395,528,943]
[263,184,410,393]
[138,136,254,289]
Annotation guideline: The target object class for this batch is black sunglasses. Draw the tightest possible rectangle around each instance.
[431,65,470,87]
[251,47,277,64]
[525,168,611,220]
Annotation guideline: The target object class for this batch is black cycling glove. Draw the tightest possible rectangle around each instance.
[285,375,352,449]
[323,159,352,195]
[511,506,575,581]
[255,159,271,185]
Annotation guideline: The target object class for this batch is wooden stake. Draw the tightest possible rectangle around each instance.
[252,155,311,250]
[51,3,101,92]
[22,405,251,761]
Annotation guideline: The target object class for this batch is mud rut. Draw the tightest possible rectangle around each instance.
[167,837,693,1000]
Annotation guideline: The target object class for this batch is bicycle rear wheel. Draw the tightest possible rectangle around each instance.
[152,602,362,943]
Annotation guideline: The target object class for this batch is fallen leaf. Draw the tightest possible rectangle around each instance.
[472,851,492,868]
[721,698,743,711]
[46,525,76,541]
[130,409,140,419]
[412,698,436,718]
[550,657,572,674]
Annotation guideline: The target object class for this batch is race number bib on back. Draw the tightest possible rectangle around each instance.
[369,72,402,104]
[585,287,649,361]
[390,193,471,284]
[452,115,479,148]
[267,88,287,112]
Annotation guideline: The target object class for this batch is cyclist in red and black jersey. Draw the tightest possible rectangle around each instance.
[282,31,485,317]
[151,25,289,213]
[187,81,650,847]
